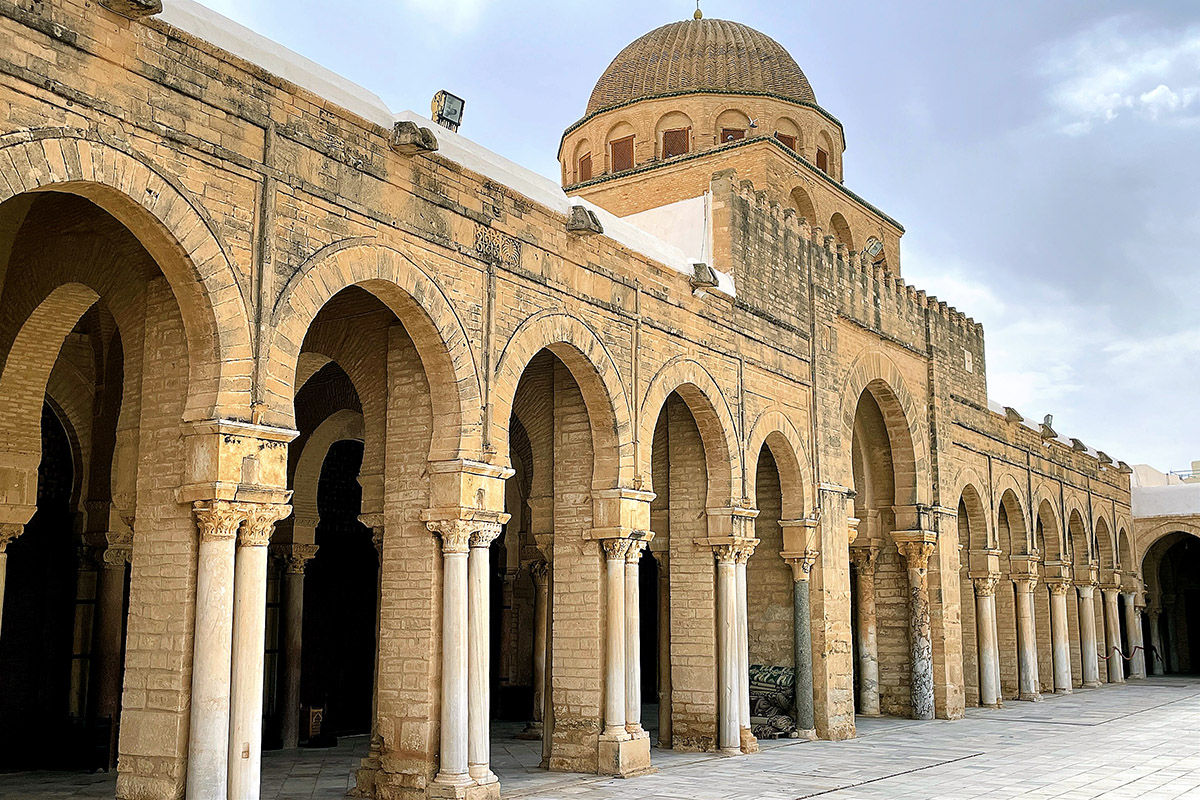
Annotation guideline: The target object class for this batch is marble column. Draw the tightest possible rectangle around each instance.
[972,575,1002,707]
[0,523,24,641]
[276,543,318,748]
[783,551,818,735]
[1147,607,1164,676]
[1164,596,1180,672]
[1102,587,1125,683]
[228,503,291,800]
[600,538,630,741]
[520,560,549,739]
[656,552,672,748]
[1047,579,1073,694]
[429,519,473,790]
[92,538,133,732]
[733,546,757,754]
[468,523,501,785]
[1014,572,1042,701]
[1124,592,1146,679]
[1076,582,1101,687]
[714,543,741,754]
[625,540,648,737]
[894,534,936,720]
[849,546,881,715]
[186,501,245,800]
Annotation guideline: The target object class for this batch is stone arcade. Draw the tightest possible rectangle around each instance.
[0,2,1153,799]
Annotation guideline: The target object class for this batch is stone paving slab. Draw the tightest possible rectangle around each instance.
[5,678,1200,799]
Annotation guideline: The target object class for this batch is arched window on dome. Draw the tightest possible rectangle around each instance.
[773,117,801,153]
[606,121,637,174]
[816,130,837,178]
[656,111,694,159]
[716,109,752,145]
[790,186,817,225]
[830,212,854,251]
[573,138,593,183]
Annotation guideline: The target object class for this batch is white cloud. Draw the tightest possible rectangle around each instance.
[1041,17,1200,134]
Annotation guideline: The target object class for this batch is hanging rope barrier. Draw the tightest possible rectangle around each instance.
[1097,645,1145,662]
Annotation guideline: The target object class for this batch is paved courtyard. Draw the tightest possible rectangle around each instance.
[7,676,1200,799]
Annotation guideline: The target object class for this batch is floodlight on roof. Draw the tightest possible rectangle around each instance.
[432,90,465,132]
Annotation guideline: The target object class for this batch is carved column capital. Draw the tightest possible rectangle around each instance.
[896,539,936,571]
[239,503,292,547]
[0,523,25,553]
[427,518,474,554]
[625,539,648,564]
[1047,578,1072,597]
[99,531,134,568]
[710,539,756,564]
[849,545,880,575]
[469,521,503,549]
[528,559,549,585]
[782,550,819,582]
[602,537,634,561]
[972,574,1001,597]
[193,501,247,543]
[273,543,320,574]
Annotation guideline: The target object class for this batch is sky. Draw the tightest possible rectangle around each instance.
[192,0,1200,471]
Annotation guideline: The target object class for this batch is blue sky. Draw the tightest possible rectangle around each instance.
[194,0,1200,470]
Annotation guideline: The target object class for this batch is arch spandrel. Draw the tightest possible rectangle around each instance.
[745,407,810,519]
[268,239,481,462]
[492,310,634,490]
[841,350,927,507]
[0,133,253,423]
[638,356,741,506]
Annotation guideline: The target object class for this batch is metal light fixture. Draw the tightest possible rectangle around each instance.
[431,90,465,132]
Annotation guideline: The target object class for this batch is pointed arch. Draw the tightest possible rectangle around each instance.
[492,311,634,490]
[639,357,741,506]
[840,349,929,505]
[1035,499,1063,562]
[997,488,1029,557]
[268,239,480,462]
[745,407,810,519]
[0,132,252,422]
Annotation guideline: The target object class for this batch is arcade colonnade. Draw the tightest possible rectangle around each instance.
[0,142,1135,800]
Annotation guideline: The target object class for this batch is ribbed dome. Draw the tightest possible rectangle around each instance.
[586,18,816,116]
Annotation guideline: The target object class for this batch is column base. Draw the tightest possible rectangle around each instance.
[515,721,543,741]
[428,778,500,800]
[981,702,1003,709]
[1053,687,1072,695]
[790,728,817,741]
[350,764,379,798]
[739,727,758,754]
[718,747,742,757]
[1018,692,1043,702]
[598,731,653,777]
[1083,680,1102,688]
[468,767,498,784]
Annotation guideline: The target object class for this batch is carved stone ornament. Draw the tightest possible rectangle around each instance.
[625,539,648,563]
[896,540,936,572]
[528,559,549,584]
[275,543,320,574]
[469,521,503,549]
[239,503,292,547]
[0,523,24,552]
[427,519,474,554]
[712,540,756,564]
[602,538,634,561]
[194,501,246,543]
[972,575,1001,597]
[1047,578,1073,597]
[849,546,880,575]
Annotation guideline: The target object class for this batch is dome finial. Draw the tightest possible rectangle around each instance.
[694,1,702,20]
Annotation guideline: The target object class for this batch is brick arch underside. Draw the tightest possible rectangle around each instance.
[268,240,480,463]
[840,351,927,508]
[638,357,741,507]
[492,311,634,491]
[746,408,809,519]
[0,133,251,424]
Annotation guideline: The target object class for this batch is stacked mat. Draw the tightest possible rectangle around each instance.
[748,663,797,738]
